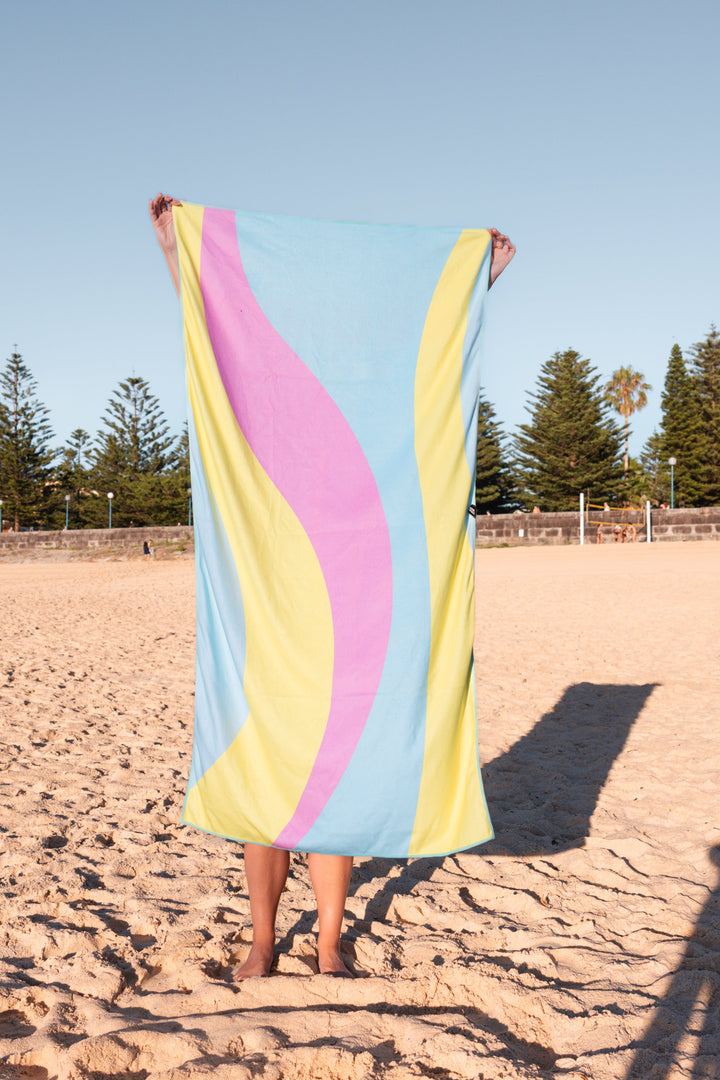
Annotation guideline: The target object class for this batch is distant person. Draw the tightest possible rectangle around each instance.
[532,505,541,514]
[603,502,610,512]
[143,540,150,559]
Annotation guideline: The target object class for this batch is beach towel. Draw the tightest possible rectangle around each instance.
[175,203,494,857]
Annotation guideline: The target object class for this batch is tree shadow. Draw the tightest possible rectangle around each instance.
[625,844,720,1079]
[350,681,656,926]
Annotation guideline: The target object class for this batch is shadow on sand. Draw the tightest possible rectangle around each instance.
[347,681,657,927]
[625,844,720,1079]
[268,681,659,1072]
[480,681,657,857]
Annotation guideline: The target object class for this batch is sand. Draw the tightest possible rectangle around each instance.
[1,544,718,1079]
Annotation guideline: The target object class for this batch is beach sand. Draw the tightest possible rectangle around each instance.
[1,544,718,1079]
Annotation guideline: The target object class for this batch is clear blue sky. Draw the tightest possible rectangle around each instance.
[2,0,718,460]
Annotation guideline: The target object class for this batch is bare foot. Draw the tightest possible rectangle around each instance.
[230,943,274,982]
[317,945,354,978]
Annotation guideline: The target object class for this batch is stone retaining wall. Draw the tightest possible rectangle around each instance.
[475,506,720,546]
[2,508,719,556]
[0,525,194,557]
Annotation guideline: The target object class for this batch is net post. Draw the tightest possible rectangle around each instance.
[580,492,585,546]
[646,500,652,543]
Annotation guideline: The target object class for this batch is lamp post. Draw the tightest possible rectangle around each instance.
[668,457,677,509]
[0,499,3,533]
[107,492,114,528]
[187,488,193,527]
[64,494,70,530]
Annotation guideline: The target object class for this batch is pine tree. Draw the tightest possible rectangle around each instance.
[94,376,176,479]
[657,344,702,506]
[92,376,177,525]
[58,429,98,528]
[624,454,655,506]
[0,351,56,530]
[149,423,192,526]
[475,394,515,512]
[63,428,93,472]
[688,326,720,505]
[604,366,651,476]
[514,349,624,511]
[170,420,192,524]
[176,421,190,478]
[640,430,670,505]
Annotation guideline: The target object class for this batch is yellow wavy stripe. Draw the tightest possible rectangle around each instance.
[175,203,334,844]
[410,230,493,854]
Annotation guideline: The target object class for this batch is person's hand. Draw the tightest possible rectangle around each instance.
[149,193,182,295]
[488,228,516,288]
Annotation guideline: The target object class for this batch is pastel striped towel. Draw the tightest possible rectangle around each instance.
[175,203,493,857]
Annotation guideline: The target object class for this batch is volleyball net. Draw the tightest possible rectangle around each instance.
[586,502,647,543]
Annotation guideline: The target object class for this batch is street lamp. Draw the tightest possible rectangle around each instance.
[107,492,114,528]
[187,487,193,527]
[668,457,677,509]
[64,494,70,530]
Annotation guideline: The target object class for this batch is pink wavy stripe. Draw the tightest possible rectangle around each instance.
[200,209,393,849]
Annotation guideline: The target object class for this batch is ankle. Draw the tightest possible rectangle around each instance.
[249,931,276,953]
[250,939,274,952]
[317,934,342,955]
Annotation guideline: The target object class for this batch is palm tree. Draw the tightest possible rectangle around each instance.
[604,366,651,476]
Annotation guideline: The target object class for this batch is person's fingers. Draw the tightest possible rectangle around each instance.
[149,193,180,220]
[488,229,513,250]
[494,238,515,256]
[150,195,166,220]
[159,194,182,212]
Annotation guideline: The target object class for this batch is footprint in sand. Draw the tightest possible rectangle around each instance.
[0,1007,36,1041]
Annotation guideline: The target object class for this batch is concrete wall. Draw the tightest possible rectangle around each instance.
[475,506,720,546]
[2,508,720,556]
[0,525,194,557]
[650,506,720,541]
[475,510,580,546]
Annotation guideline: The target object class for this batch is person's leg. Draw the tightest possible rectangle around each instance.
[232,843,290,981]
[307,853,354,976]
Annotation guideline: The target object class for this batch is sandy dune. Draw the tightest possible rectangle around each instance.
[1,545,718,1079]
